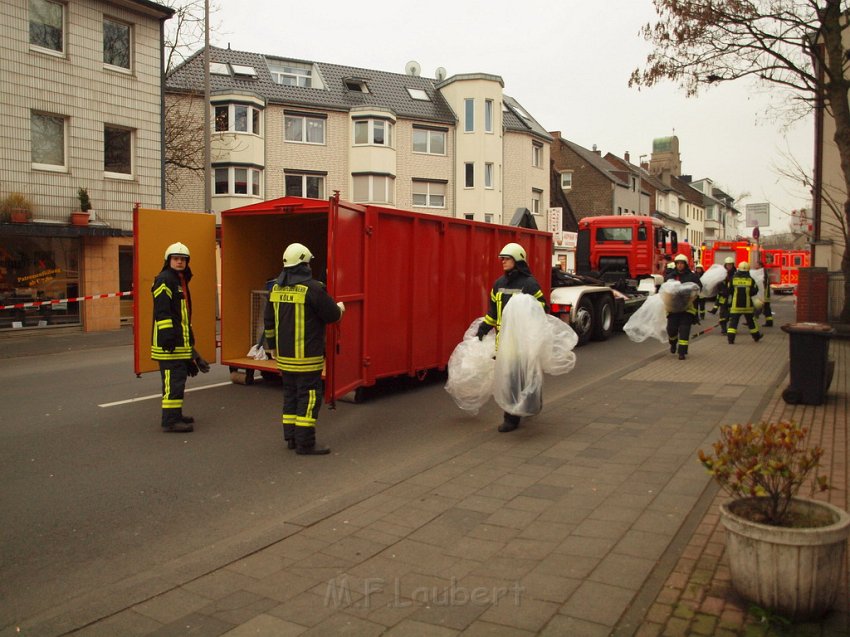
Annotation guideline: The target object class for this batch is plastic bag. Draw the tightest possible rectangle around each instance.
[444,318,496,415]
[623,294,669,344]
[247,344,267,360]
[700,263,727,297]
[658,280,699,313]
[750,268,765,303]
[540,315,578,375]
[493,294,548,417]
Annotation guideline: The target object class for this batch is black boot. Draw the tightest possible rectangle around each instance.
[678,352,687,360]
[499,413,520,433]
[287,439,296,450]
[296,444,331,455]
[669,341,677,354]
[163,421,193,433]
[180,414,195,424]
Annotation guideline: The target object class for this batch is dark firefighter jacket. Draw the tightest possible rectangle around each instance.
[729,271,759,314]
[663,266,702,315]
[151,263,194,361]
[716,267,736,307]
[482,260,549,332]
[263,263,343,373]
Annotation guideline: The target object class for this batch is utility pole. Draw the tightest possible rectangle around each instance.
[203,0,211,214]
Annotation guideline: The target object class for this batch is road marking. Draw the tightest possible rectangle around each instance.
[98,381,233,408]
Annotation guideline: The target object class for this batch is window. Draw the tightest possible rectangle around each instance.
[596,227,633,242]
[532,142,542,167]
[560,172,572,190]
[464,163,474,188]
[353,119,393,147]
[285,114,325,144]
[485,214,493,223]
[531,189,542,213]
[215,104,262,134]
[268,60,312,87]
[30,0,64,53]
[485,99,493,133]
[285,174,325,199]
[406,88,430,101]
[231,64,257,78]
[344,79,369,93]
[209,62,230,75]
[464,214,474,220]
[631,177,637,192]
[484,163,494,189]
[104,125,132,175]
[103,18,131,70]
[412,128,446,155]
[464,98,474,132]
[213,166,262,196]
[412,181,446,208]
[31,111,65,168]
[352,175,394,204]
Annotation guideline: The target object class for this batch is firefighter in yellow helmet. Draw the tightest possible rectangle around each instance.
[476,242,548,432]
[727,261,763,344]
[712,257,737,335]
[151,242,210,433]
[663,254,702,360]
[263,243,344,455]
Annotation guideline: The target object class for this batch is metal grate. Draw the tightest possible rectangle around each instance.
[249,290,269,348]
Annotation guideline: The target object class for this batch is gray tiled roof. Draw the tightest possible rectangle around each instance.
[166,47,457,124]
[503,96,552,141]
[559,139,628,187]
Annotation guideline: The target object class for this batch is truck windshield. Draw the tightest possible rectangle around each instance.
[596,227,632,242]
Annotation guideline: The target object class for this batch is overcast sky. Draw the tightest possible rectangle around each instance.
[208,0,813,234]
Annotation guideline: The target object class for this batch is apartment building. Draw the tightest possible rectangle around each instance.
[165,47,551,225]
[690,178,739,244]
[0,0,174,332]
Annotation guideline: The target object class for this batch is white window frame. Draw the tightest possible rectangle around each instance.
[352,175,394,204]
[532,142,542,168]
[103,124,134,179]
[484,163,494,189]
[531,189,542,214]
[268,61,312,87]
[353,119,393,147]
[412,128,446,155]
[412,181,446,209]
[464,162,474,188]
[31,110,67,172]
[464,98,474,132]
[285,173,325,199]
[103,16,132,72]
[406,87,430,101]
[484,99,493,133]
[29,0,65,56]
[560,171,572,190]
[215,103,262,135]
[485,213,493,223]
[284,114,325,144]
[213,166,263,197]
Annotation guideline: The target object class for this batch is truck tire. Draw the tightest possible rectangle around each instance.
[591,295,614,341]
[573,297,594,346]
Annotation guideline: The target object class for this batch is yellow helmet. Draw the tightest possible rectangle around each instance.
[738,261,750,271]
[499,242,526,262]
[674,254,688,263]
[282,242,313,268]
[164,242,190,261]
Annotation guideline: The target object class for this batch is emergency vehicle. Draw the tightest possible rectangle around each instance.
[761,249,810,294]
[700,240,762,270]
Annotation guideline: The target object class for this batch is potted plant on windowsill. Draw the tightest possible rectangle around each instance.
[698,421,850,620]
[71,187,92,226]
[0,192,34,223]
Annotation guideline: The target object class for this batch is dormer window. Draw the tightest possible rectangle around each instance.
[406,88,430,101]
[209,62,230,75]
[231,64,257,78]
[344,78,369,93]
[267,59,313,87]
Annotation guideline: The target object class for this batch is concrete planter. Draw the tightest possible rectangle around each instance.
[720,497,850,620]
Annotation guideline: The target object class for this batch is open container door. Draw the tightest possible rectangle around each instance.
[133,208,217,375]
[324,195,368,406]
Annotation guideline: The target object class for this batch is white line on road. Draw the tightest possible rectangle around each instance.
[98,381,233,408]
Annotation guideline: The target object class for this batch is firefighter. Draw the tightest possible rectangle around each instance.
[476,242,548,432]
[693,262,707,322]
[759,261,774,327]
[264,243,344,455]
[727,261,763,344]
[151,242,210,433]
[712,257,737,335]
[664,254,701,360]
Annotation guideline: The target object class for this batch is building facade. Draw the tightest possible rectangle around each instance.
[165,48,551,225]
[0,0,173,331]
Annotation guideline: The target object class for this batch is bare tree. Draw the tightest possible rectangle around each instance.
[630,0,850,321]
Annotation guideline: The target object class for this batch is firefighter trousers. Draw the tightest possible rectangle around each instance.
[667,312,693,355]
[281,371,324,449]
[718,304,730,334]
[728,312,761,342]
[159,359,189,427]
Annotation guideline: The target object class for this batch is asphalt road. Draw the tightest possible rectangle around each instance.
[0,323,666,627]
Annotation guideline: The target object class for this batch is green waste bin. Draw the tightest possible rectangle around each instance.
[780,322,835,405]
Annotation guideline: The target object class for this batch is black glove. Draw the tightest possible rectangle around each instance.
[476,323,492,341]
[195,355,210,373]
[187,360,199,377]
[161,331,177,353]
[709,306,719,315]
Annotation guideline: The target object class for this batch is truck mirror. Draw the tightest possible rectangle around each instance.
[671,232,678,253]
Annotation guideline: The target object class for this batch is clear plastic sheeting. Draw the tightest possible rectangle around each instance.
[445,295,578,417]
[750,268,766,303]
[658,280,700,313]
[623,294,669,344]
[444,318,496,415]
[700,263,727,297]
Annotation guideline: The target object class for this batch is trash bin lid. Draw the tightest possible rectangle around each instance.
[781,322,835,335]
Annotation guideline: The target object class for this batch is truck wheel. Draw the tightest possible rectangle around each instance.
[591,296,614,341]
[573,297,594,346]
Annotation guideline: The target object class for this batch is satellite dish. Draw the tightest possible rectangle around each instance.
[434,66,447,81]
[405,60,421,76]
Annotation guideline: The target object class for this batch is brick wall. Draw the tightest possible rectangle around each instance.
[796,267,829,323]
[550,139,613,218]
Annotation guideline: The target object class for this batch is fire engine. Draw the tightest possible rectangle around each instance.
[700,240,761,270]
[761,249,810,294]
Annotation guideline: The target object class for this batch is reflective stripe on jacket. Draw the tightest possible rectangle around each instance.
[483,262,548,331]
[729,272,758,314]
[150,267,194,360]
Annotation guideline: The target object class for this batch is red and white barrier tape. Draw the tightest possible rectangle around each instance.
[1,291,133,310]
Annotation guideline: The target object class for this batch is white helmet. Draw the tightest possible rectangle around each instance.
[724,257,735,265]
[499,242,526,262]
[666,262,675,269]
[694,262,703,270]
[282,242,313,268]
[164,242,190,261]
[738,261,750,271]
[674,253,688,263]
